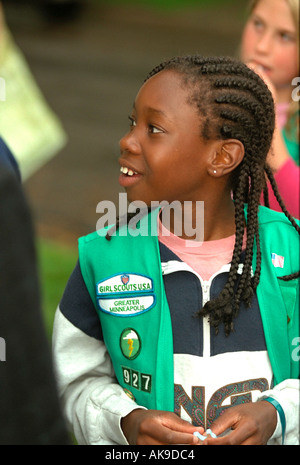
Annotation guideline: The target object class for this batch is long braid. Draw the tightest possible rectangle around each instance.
[264,164,300,233]
[105,212,137,240]
[237,162,262,302]
[199,163,249,335]
[263,164,300,281]
[105,208,152,240]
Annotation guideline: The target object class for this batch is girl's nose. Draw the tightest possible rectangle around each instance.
[255,32,272,54]
[119,130,141,155]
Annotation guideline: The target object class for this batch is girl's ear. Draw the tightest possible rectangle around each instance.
[208,140,245,177]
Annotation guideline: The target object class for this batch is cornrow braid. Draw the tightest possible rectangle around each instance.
[107,55,300,335]
[105,209,151,240]
[264,164,300,233]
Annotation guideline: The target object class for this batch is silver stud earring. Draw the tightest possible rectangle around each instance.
[213,170,217,174]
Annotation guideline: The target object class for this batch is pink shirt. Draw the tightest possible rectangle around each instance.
[261,158,300,219]
[276,102,289,129]
[158,216,246,281]
[265,102,300,219]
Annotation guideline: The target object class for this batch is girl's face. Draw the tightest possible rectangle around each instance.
[118,70,218,206]
[241,0,298,93]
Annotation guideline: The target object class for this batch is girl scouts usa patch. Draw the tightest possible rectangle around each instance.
[96,272,156,316]
[97,272,153,294]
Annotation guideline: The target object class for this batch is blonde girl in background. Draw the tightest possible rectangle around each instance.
[241,0,299,218]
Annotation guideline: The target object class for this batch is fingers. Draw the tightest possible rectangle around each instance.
[135,410,205,445]
[203,427,256,446]
[200,402,277,445]
[163,414,204,435]
[204,409,237,438]
[138,426,202,446]
[156,415,205,445]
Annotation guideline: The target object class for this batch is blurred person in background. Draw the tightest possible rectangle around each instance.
[240,0,299,218]
[0,137,20,181]
[37,0,84,20]
[0,2,67,181]
[0,2,70,443]
[0,159,70,444]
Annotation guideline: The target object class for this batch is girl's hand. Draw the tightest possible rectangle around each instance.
[121,409,204,445]
[201,401,277,445]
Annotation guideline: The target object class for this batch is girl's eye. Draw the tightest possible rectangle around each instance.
[128,116,136,127]
[127,116,163,134]
[149,125,163,134]
[279,31,295,42]
[252,17,264,31]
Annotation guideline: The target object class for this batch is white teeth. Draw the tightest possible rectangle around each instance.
[120,166,138,176]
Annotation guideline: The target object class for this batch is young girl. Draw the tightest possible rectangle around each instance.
[240,0,299,217]
[53,55,299,445]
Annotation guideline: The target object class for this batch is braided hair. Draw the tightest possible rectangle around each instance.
[108,55,300,336]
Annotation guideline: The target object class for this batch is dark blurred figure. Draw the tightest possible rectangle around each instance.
[0,156,70,444]
[0,137,21,182]
[2,0,85,21]
[38,0,85,21]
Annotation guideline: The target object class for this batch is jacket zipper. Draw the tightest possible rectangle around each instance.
[202,281,211,358]
[161,261,232,359]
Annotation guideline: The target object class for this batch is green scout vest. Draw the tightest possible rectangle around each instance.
[253,207,299,383]
[79,207,299,410]
[79,210,174,411]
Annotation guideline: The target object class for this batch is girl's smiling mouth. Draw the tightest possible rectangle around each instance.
[119,166,142,188]
[251,60,272,74]
[120,166,139,176]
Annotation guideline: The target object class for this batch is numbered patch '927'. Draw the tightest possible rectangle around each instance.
[122,366,152,393]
